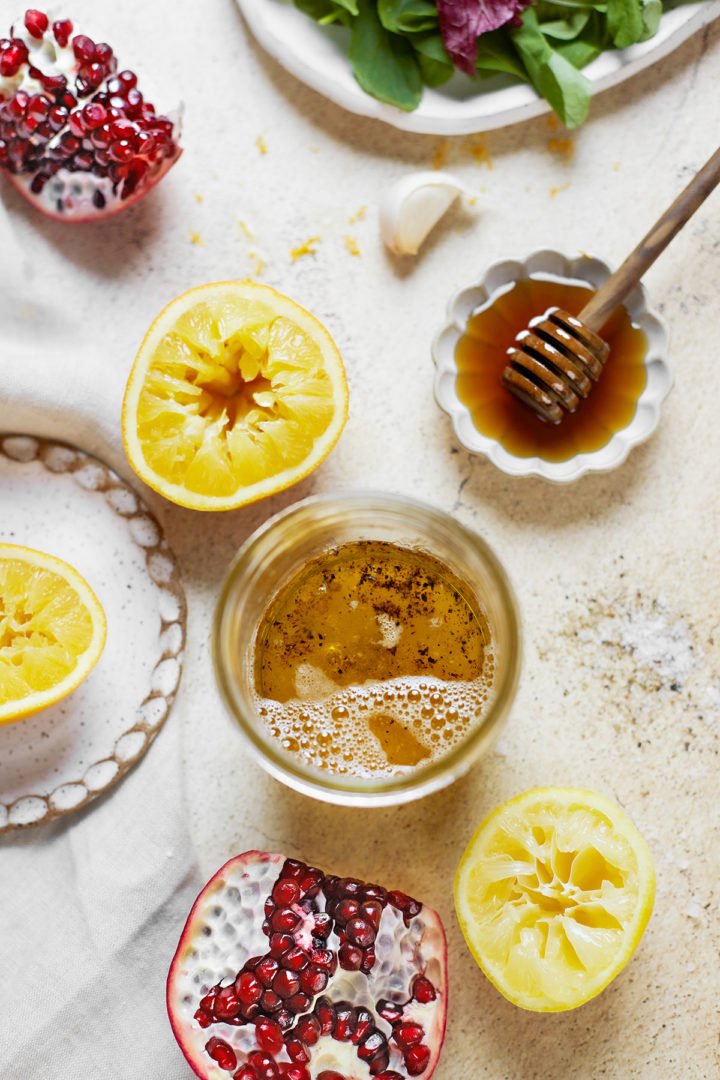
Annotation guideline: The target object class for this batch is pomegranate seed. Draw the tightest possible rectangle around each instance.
[333,1004,356,1042]
[338,942,363,970]
[299,870,322,895]
[362,884,387,903]
[271,908,301,933]
[317,1073,345,1080]
[351,1008,374,1044]
[52,19,73,46]
[125,86,143,114]
[199,991,218,1012]
[82,103,107,129]
[281,946,308,972]
[269,932,294,958]
[405,1044,430,1076]
[284,1039,310,1064]
[256,957,279,985]
[281,858,305,880]
[215,985,242,1020]
[358,1031,387,1061]
[374,1074,405,1080]
[67,112,85,137]
[346,917,375,947]
[339,878,362,897]
[293,1014,321,1045]
[265,898,275,918]
[273,968,300,1000]
[241,1001,262,1023]
[273,879,301,906]
[393,1024,423,1050]
[412,976,436,1003]
[279,1065,310,1080]
[72,34,95,61]
[205,1037,238,1072]
[335,899,360,923]
[299,966,328,995]
[361,947,376,974]
[275,1008,293,1031]
[285,992,310,1014]
[244,956,263,971]
[260,989,282,1012]
[94,41,113,64]
[0,45,25,77]
[234,1069,256,1080]
[312,913,332,938]
[368,1048,390,1074]
[40,74,66,93]
[256,1018,283,1055]
[248,1052,279,1080]
[235,971,263,1005]
[24,10,49,38]
[377,999,403,1024]
[27,95,50,120]
[363,901,383,928]
[117,68,137,90]
[309,948,335,971]
[78,61,104,88]
[314,997,336,1035]
[193,1008,213,1029]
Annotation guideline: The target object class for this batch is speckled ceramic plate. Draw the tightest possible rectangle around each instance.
[235,0,720,134]
[0,435,186,832]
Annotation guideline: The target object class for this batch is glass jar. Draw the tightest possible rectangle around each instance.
[213,492,521,806]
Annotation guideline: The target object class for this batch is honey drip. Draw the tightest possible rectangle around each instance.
[455,278,648,461]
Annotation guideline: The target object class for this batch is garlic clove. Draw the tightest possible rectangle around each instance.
[379,171,473,256]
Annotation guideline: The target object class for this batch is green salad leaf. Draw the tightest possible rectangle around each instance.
[288,0,707,126]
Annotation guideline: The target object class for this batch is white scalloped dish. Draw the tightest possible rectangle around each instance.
[432,250,672,483]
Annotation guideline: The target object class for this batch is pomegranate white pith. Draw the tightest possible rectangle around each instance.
[167,852,447,1080]
[0,9,181,221]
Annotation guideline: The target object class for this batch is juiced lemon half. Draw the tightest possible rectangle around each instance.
[0,545,107,724]
[122,282,348,510]
[454,787,655,1011]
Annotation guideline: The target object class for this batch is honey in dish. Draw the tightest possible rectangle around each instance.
[455,278,648,461]
[252,539,494,778]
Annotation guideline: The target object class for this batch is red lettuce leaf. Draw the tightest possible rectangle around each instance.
[436,0,533,74]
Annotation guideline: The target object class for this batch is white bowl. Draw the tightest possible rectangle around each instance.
[432,250,672,483]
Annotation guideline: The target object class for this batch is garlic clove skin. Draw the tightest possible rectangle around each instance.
[379,171,473,256]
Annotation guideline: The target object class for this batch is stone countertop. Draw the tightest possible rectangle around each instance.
[2,2,719,1077]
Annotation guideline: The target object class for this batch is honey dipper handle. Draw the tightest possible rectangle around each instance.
[579,144,720,332]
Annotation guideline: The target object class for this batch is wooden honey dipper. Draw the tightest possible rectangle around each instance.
[501,144,720,423]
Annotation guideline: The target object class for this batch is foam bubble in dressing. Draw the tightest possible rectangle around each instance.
[252,540,495,778]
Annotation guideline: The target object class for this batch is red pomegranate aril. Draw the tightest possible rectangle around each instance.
[256,958,279,986]
[317,1073,345,1080]
[193,1008,213,1029]
[358,1031,387,1061]
[346,917,375,948]
[235,971,263,1006]
[351,1009,374,1045]
[234,1069,256,1080]
[405,1045,430,1076]
[374,1074,405,1080]
[52,18,73,46]
[71,34,95,61]
[338,943,363,971]
[108,137,134,163]
[82,103,107,129]
[279,1065,310,1080]
[269,933,294,958]
[363,885,387,903]
[412,976,436,1003]
[361,948,376,975]
[276,1008,294,1031]
[309,948,336,972]
[284,1038,310,1064]
[27,94,50,119]
[394,1025,424,1051]
[205,1037,238,1072]
[248,1052,279,1080]
[273,969,300,1000]
[214,985,242,1020]
[272,879,301,906]
[363,902,383,928]
[256,1018,283,1056]
[1,45,25,77]
[335,899,360,923]
[261,989,282,1013]
[376,1000,403,1024]
[117,68,137,90]
[94,42,113,64]
[333,1005,356,1042]
[199,991,218,1012]
[312,913,332,938]
[271,908,300,933]
[299,966,328,995]
[314,997,336,1036]
[286,992,311,1014]
[41,74,66,93]
[24,10,49,38]
[293,1014,321,1046]
[282,946,308,972]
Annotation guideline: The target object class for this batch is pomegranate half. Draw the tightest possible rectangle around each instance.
[0,9,181,221]
[167,852,448,1080]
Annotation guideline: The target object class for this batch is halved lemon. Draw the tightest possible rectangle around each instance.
[0,545,107,724]
[454,787,655,1011]
[122,282,349,510]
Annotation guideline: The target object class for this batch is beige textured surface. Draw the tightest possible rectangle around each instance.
[2,2,719,1077]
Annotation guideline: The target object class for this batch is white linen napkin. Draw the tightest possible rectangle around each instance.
[0,202,201,1079]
